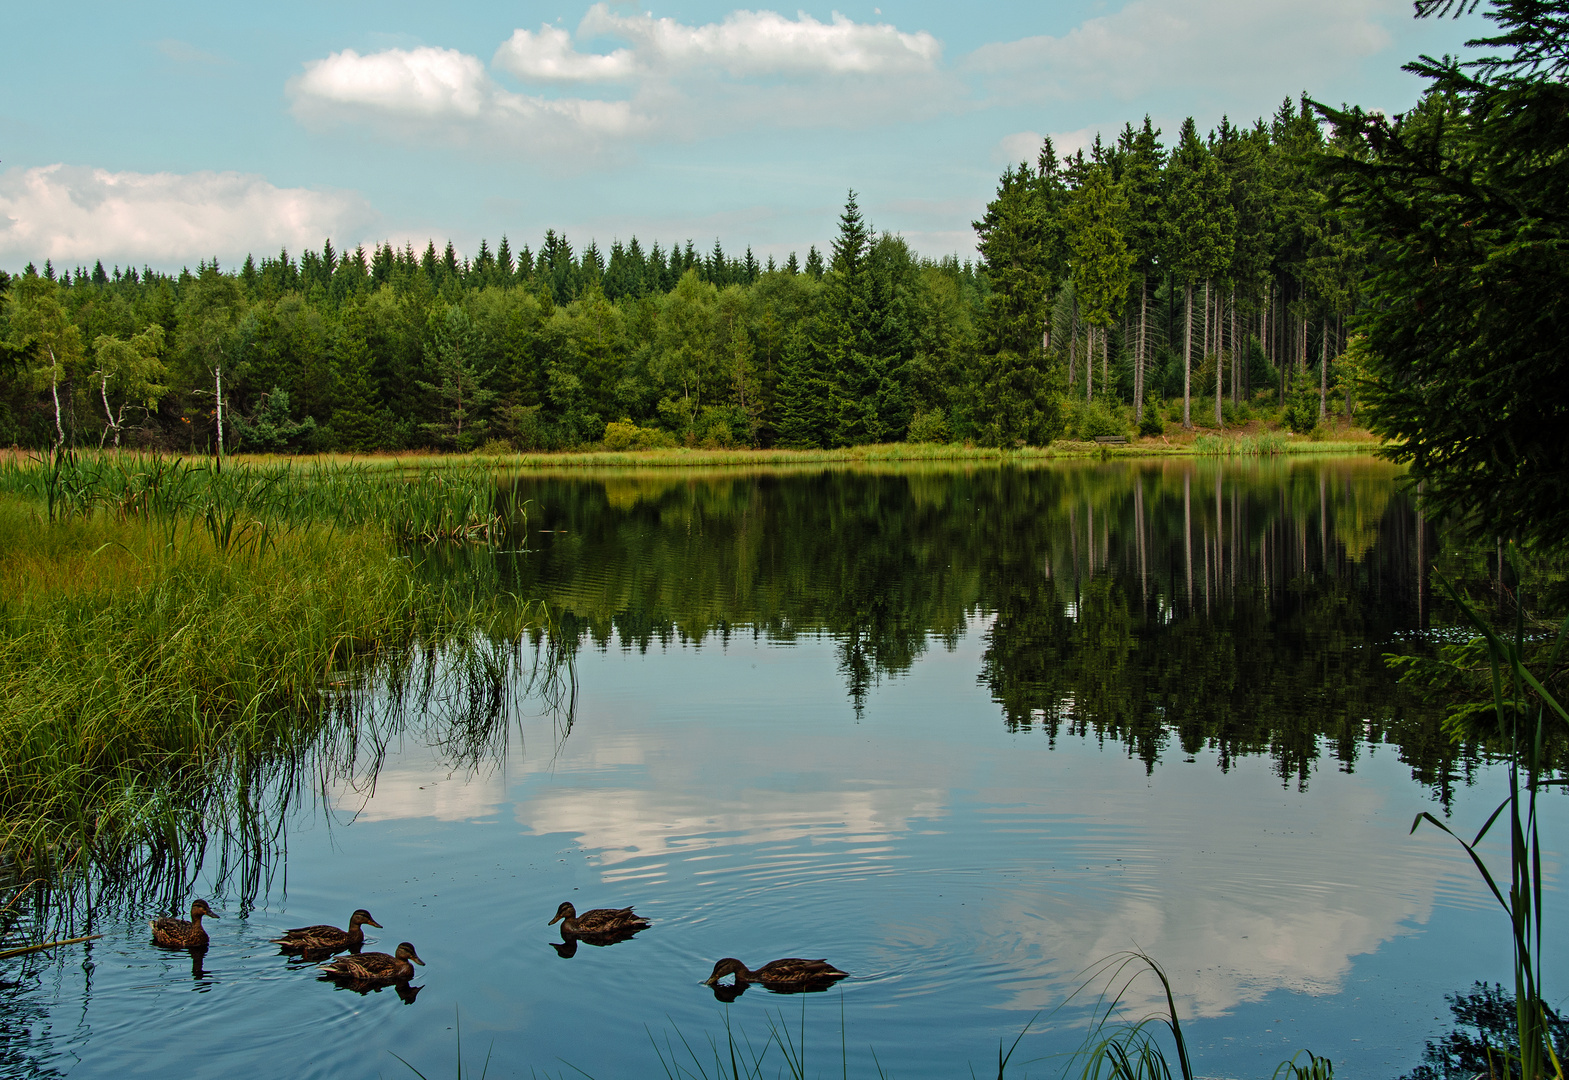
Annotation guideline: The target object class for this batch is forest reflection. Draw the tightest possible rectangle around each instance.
[494,459,1466,797]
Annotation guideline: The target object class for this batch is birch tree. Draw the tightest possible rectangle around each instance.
[92,325,167,448]
[177,265,246,470]
[7,274,83,448]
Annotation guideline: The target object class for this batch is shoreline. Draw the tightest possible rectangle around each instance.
[4,431,1384,473]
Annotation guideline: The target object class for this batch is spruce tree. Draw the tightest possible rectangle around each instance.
[972,157,1065,446]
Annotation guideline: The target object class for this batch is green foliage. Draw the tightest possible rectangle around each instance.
[1321,3,1569,546]
[602,419,678,451]
[1072,399,1127,439]
[906,408,951,444]
[1283,372,1320,434]
[235,387,317,452]
[1138,399,1164,437]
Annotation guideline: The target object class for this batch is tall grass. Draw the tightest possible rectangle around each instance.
[0,449,529,545]
[1192,432,1289,456]
[0,455,564,918]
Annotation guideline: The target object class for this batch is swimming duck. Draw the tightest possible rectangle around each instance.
[271,909,382,954]
[702,957,848,992]
[319,941,424,983]
[150,899,219,949]
[548,902,650,936]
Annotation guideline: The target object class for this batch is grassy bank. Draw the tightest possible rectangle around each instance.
[0,469,551,891]
[0,427,1383,477]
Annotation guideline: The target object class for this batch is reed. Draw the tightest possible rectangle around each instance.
[0,449,529,547]
[0,484,554,893]
[1408,572,1569,1080]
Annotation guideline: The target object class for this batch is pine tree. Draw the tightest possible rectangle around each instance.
[1166,118,1236,427]
[972,155,1066,446]
[1116,117,1166,415]
[1066,164,1134,404]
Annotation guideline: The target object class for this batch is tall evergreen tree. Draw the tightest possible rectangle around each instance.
[972,156,1065,446]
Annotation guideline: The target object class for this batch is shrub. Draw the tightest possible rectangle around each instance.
[907,408,952,444]
[1283,373,1320,435]
[602,420,678,451]
[1138,400,1164,438]
[1076,400,1126,439]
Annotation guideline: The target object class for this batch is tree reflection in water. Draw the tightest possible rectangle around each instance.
[500,460,1478,798]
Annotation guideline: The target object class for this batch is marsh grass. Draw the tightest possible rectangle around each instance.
[0,455,566,926]
[0,450,529,546]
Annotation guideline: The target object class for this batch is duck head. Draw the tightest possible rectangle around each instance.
[190,899,219,920]
[394,942,425,966]
[349,909,383,929]
[548,902,576,926]
[703,958,750,986]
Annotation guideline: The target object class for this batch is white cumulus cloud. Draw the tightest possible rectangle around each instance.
[290,44,646,157]
[292,6,955,162]
[496,4,942,82]
[295,46,492,118]
[0,164,374,269]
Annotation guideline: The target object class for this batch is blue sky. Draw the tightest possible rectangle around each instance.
[0,1,1481,271]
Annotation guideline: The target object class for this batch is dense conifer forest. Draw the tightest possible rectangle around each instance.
[0,95,1369,454]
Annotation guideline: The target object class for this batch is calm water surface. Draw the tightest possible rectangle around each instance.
[2,459,1560,1079]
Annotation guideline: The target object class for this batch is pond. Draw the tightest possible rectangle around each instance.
[1,458,1557,1080]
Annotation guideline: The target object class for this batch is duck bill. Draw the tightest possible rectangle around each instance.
[702,975,719,986]
[366,918,383,928]
[410,955,425,966]
[548,914,563,925]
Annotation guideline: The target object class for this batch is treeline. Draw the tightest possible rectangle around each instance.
[0,96,1361,454]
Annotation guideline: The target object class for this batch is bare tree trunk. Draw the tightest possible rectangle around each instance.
[1183,280,1193,429]
[1069,299,1078,395]
[1101,322,1109,399]
[1135,275,1148,416]
[1318,319,1328,419]
[214,366,224,473]
[1086,325,1094,403]
[1230,287,1238,407]
[1212,281,1222,428]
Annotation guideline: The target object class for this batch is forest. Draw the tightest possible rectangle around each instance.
[0,95,1378,455]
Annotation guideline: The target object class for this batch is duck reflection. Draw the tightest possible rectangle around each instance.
[188,945,212,985]
[319,976,423,1004]
[549,924,643,958]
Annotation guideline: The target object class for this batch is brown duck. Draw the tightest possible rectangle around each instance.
[549,902,650,936]
[272,909,382,954]
[703,957,848,992]
[151,899,219,949]
[319,941,424,984]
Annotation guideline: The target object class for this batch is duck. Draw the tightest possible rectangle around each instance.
[548,902,650,936]
[150,899,219,949]
[271,908,382,955]
[319,941,424,984]
[702,957,848,993]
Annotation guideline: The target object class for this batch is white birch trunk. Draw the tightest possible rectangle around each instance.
[214,365,223,472]
[50,349,64,450]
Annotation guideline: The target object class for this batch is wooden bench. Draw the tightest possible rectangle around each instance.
[1092,435,1129,445]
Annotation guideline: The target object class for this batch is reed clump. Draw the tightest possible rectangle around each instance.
[0,457,548,881]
